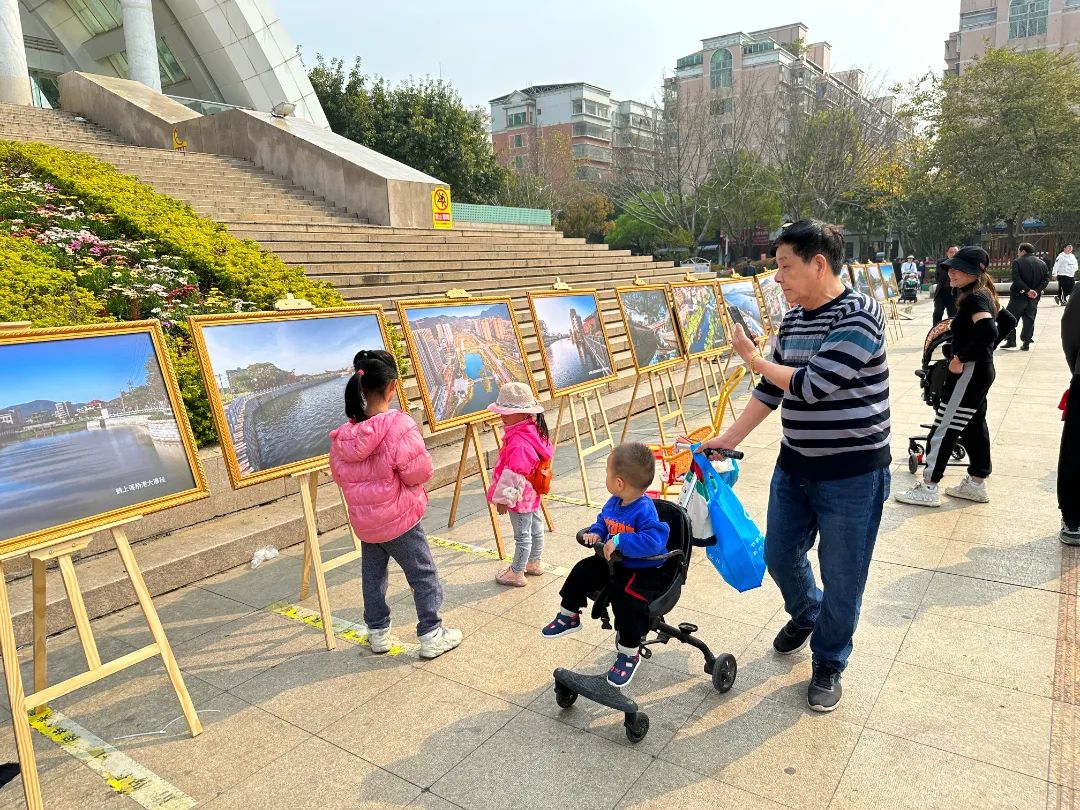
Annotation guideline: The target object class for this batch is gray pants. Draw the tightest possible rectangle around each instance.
[361,523,443,637]
[508,509,545,573]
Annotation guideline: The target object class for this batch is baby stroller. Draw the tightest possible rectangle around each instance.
[900,270,920,303]
[551,498,738,743]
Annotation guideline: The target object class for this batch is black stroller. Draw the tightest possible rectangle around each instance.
[551,499,738,743]
[907,309,1018,474]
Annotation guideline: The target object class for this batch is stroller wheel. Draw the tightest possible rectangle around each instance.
[951,446,966,462]
[711,653,738,693]
[554,683,577,709]
[625,712,650,743]
[908,452,920,475]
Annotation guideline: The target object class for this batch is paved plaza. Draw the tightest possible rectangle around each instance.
[0,298,1075,810]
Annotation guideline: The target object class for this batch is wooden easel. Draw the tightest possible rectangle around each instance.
[551,387,615,507]
[294,467,364,651]
[619,365,689,447]
[0,517,202,810]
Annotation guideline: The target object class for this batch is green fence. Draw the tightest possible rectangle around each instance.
[453,203,551,226]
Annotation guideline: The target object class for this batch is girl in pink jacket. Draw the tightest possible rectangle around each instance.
[486,382,554,587]
[329,349,461,659]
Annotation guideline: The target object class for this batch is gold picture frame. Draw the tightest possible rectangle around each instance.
[717,276,773,339]
[615,284,687,373]
[187,306,406,489]
[397,296,536,432]
[879,263,901,300]
[526,289,618,397]
[668,280,731,359]
[851,264,874,300]
[864,263,889,305]
[0,320,209,556]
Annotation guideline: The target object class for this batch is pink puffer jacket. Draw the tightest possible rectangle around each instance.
[329,410,433,543]
[486,419,554,513]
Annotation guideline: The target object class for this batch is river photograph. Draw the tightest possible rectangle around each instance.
[0,331,200,544]
[532,292,615,395]
[671,284,728,357]
[196,312,387,479]
[617,287,683,370]
[719,281,768,340]
[757,274,790,329]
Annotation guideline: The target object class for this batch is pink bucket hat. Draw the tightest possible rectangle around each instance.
[487,382,544,415]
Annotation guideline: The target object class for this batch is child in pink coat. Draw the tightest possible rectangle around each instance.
[486,382,554,587]
[329,349,461,659]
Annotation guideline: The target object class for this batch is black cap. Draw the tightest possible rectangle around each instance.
[940,246,989,276]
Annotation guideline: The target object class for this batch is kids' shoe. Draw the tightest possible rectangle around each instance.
[541,611,581,639]
[894,480,941,507]
[367,624,393,655]
[807,661,842,712]
[607,650,642,688]
[418,626,463,659]
[495,567,527,587]
[945,475,989,503]
[524,560,545,576]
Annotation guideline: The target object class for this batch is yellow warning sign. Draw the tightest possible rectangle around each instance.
[432,187,452,229]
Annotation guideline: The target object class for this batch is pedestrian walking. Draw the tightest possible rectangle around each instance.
[702,219,891,713]
[1054,244,1077,306]
[896,247,999,508]
[1058,295,1080,545]
[933,246,960,325]
[1001,242,1050,350]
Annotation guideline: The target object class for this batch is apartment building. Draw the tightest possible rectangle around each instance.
[946,0,1080,75]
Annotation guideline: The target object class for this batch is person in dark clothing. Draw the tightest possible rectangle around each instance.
[933,246,960,325]
[1059,296,1080,544]
[1001,242,1051,350]
[897,246,999,507]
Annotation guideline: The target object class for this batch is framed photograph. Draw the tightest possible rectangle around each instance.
[840,265,854,288]
[397,297,534,431]
[0,321,208,555]
[865,263,889,303]
[717,278,770,340]
[615,285,686,372]
[527,290,617,397]
[188,307,403,488]
[669,282,729,359]
[879,263,901,299]
[851,264,874,299]
[754,271,791,330]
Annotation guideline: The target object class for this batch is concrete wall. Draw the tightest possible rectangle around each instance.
[58,71,446,228]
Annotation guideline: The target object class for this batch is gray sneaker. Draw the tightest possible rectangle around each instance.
[419,626,463,659]
[945,476,989,503]
[894,480,941,507]
[367,624,394,654]
[807,661,842,712]
[1062,522,1080,546]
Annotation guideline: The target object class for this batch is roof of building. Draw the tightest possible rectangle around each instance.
[489,82,611,104]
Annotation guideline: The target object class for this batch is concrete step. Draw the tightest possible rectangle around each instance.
[250,241,615,256]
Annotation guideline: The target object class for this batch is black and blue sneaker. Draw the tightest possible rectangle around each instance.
[541,611,581,639]
[607,651,641,688]
[807,661,842,712]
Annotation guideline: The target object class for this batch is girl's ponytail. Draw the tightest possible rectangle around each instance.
[344,349,399,423]
[534,412,550,443]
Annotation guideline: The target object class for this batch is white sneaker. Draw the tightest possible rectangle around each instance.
[367,625,394,655]
[894,480,941,508]
[419,626,463,659]
[945,476,989,503]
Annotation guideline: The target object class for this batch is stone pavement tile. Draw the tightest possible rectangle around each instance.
[228,643,412,735]
[877,502,963,539]
[1050,700,1080,791]
[675,567,785,628]
[897,611,1056,698]
[431,708,653,810]
[993,428,1064,450]
[114,692,309,803]
[500,580,616,648]
[419,616,594,707]
[320,668,522,788]
[866,661,1052,779]
[658,689,862,810]
[198,544,316,610]
[200,735,422,809]
[171,609,328,691]
[0,759,144,810]
[829,728,1048,810]
[870,528,950,570]
[383,599,498,649]
[528,648,714,756]
[919,571,1061,638]
[409,793,467,809]
[861,561,935,607]
[616,760,788,809]
[944,511,1062,549]
[937,539,1065,592]
[0,717,85,806]
[640,606,760,679]
[439,555,563,617]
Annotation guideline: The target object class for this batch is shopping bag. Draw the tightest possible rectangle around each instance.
[677,456,738,546]
[691,450,765,592]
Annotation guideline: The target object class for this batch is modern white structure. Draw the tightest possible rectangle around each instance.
[3,0,328,126]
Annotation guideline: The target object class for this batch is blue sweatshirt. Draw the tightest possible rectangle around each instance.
[588,495,670,569]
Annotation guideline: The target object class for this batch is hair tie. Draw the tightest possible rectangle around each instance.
[357,369,365,377]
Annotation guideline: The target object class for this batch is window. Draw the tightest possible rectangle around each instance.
[571,122,611,139]
[572,144,612,163]
[514,155,524,169]
[572,100,583,114]
[676,53,704,70]
[156,39,188,88]
[743,41,775,55]
[1009,0,1049,38]
[63,0,122,36]
[507,110,528,127]
[710,48,733,89]
[960,8,997,28]
[710,98,733,116]
[513,134,523,148]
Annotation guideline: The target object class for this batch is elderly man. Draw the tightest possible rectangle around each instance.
[933,246,960,325]
[704,219,890,713]
[1002,243,1051,350]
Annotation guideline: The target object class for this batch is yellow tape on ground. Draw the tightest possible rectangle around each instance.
[28,706,195,809]
[427,534,568,576]
[543,494,595,508]
[266,601,417,655]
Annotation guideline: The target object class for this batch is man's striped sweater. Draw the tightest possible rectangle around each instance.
[753,288,892,480]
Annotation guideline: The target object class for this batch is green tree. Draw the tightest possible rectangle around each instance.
[308,56,508,203]
[556,193,614,242]
[606,210,667,255]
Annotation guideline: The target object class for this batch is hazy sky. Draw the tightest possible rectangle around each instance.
[279,1,961,111]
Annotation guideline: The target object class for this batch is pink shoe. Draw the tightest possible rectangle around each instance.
[525,561,545,577]
[496,567,527,587]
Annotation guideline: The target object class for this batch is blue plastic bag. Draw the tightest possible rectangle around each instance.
[691,450,766,592]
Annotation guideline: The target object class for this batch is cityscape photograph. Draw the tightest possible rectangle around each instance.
[671,283,729,357]
[757,273,790,328]
[617,287,684,370]
[718,280,769,339]
[530,291,615,395]
[400,300,531,428]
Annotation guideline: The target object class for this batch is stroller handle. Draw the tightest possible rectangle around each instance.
[674,440,745,461]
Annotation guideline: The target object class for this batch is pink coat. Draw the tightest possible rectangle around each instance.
[329,410,433,543]
[486,420,554,513]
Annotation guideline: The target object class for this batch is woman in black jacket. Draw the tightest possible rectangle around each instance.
[897,246,1000,507]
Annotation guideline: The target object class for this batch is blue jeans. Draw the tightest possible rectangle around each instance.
[765,465,890,671]
[508,509,544,573]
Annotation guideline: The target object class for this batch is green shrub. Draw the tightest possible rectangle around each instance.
[0,234,108,327]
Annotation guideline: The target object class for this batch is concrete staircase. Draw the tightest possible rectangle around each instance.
[0,103,721,643]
